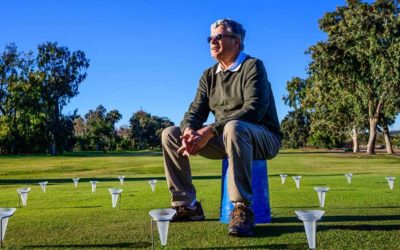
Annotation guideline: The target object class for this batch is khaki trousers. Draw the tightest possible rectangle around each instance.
[161,120,281,206]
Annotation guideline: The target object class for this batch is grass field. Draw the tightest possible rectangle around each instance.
[0,150,399,249]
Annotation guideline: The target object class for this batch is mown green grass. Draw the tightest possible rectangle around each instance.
[0,150,399,249]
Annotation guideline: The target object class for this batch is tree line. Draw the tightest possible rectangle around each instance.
[74,106,174,152]
[0,42,174,154]
[281,0,400,154]
[0,42,89,155]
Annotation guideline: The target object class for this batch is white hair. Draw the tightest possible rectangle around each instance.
[211,18,246,50]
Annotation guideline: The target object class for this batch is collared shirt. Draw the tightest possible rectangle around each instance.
[215,51,248,74]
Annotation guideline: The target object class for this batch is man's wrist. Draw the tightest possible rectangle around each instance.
[211,126,218,137]
[206,125,216,139]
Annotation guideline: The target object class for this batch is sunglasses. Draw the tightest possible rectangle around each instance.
[207,33,237,43]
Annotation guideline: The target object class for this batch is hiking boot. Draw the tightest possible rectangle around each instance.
[171,201,205,222]
[228,203,255,237]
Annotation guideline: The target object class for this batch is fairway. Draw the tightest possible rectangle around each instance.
[0,151,399,249]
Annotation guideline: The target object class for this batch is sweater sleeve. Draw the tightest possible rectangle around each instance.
[210,60,270,135]
[180,70,211,133]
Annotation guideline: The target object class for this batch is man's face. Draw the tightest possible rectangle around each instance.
[209,25,240,62]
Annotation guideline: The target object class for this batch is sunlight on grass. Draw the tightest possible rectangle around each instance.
[0,150,399,249]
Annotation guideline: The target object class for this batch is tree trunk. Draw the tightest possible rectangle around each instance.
[366,118,378,155]
[50,137,56,156]
[382,123,394,154]
[366,100,382,155]
[50,97,60,156]
[352,126,359,153]
[11,111,19,154]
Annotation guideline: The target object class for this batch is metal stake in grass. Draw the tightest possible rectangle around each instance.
[314,187,330,207]
[149,208,176,248]
[293,176,302,189]
[295,210,325,250]
[72,178,80,188]
[39,181,48,193]
[108,188,123,208]
[90,181,98,193]
[345,173,353,184]
[280,174,288,184]
[16,188,31,207]
[385,177,395,190]
[0,208,16,248]
[148,179,157,192]
[118,176,125,186]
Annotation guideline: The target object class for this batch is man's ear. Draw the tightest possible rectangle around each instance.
[234,38,241,49]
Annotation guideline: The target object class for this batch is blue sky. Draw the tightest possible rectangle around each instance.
[2,0,398,130]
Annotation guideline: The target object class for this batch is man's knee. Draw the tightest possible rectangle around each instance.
[162,126,181,145]
[223,120,249,139]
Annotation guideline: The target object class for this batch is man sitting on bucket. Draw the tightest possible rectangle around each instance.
[161,18,282,237]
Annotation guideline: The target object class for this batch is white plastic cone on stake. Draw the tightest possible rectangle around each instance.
[0,208,16,247]
[118,176,125,185]
[148,179,157,192]
[72,178,80,188]
[280,174,288,184]
[39,181,48,193]
[16,187,31,206]
[149,208,176,247]
[385,177,395,190]
[108,188,123,208]
[293,176,302,189]
[314,187,330,207]
[345,173,353,184]
[295,210,325,250]
[90,181,98,193]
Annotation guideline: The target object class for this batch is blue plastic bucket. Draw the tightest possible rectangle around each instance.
[220,158,271,224]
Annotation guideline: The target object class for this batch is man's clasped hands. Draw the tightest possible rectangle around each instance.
[177,125,215,157]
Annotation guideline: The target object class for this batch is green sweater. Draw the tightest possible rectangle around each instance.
[180,56,282,139]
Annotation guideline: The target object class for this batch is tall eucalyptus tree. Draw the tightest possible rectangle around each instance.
[307,0,400,154]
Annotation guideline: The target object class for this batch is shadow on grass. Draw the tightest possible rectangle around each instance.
[0,151,164,158]
[278,151,346,155]
[253,224,304,237]
[271,215,400,224]
[0,175,222,185]
[271,206,321,210]
[61,205,103,209]
[319,224,400,231]
[323,214,400,222]
[376,181,392,184]
[270,173,336,178]
[205,218,220,222]
[183,243,307,249]
[352,206,400,209]
[26,242,151,249]
[330,188,359,191]
[327,206,400,209]
[270,217,299,223]
[62,151,163,157]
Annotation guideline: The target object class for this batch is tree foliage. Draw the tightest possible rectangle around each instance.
[281,77,311,148]
[129,110,174,150]
[299,0,400,154]
[74,105,122,152]
[37,42,89,155]
[0,43,176,154]
[0,42,89,154]
[281,110,310,148]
